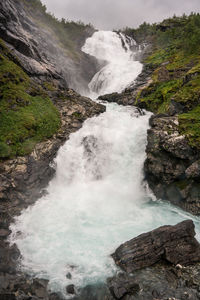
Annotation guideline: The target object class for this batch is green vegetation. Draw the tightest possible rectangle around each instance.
[0,39,60,159]
[124,13,200,55]
[179,106,200,148]
[124,13,200,148]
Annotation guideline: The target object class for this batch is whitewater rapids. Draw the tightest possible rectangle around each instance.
[9,31,200,297]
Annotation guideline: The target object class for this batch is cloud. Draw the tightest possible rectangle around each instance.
[41,0,200,30]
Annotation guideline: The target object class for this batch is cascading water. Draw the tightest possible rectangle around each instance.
[9,31,200,298]
[82,31,142,97]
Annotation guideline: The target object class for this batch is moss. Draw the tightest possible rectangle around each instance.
[136,79,182,113]
[72,112,82,118]
[0,43,61,159]
[179,106,200,149]
[173,75,200,109]
[145,48,171,66]
[175,179,190,190]
[43,81,57,92]
[0,142,11,158]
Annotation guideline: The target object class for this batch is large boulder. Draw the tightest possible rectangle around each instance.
[112,220,200,273]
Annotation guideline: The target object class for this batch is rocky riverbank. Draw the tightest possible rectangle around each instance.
[74,220,200,300]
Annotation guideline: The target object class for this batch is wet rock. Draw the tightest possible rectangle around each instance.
[66,284,75,295]
[66,272,72,279]
[186,161,200,179]
[0,229,11,238]
[31,279,49,298]
[112,220,200,273]
[103,221,200,300]
[107,273,140,299]
[144,114,200,215]
[49,293,63,300]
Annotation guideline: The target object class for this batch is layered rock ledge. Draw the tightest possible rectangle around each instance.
[112,220,200,273]
[106,220,200,300]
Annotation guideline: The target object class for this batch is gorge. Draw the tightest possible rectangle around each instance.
[1,1,200,299]
[8,31,200,299]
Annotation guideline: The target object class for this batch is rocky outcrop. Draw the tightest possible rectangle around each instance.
[106,262,200,300]
[112,220,200,273]
[74,221,200,300]
[106,220,200,300]
[144,114,200,215]
[0,0,99,94]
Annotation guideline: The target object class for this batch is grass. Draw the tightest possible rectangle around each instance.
[0,40,61,159]
[179,106,200,148]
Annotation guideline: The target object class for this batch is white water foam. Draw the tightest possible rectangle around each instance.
[9,31,200,297]
[82,31,142,97]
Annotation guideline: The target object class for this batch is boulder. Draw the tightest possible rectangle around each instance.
[112,220,200,273]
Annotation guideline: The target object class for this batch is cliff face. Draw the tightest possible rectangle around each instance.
[0,0,99,94]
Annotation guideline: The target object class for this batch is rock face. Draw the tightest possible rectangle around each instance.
[0,0,99,94]
[74,221,200,300]
[104,220,200,300]
[112,220,200,273]
[145,114,200,215]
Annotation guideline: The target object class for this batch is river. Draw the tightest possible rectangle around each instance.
[9,31,200,298]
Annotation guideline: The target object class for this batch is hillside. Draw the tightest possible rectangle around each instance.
[124,13,200,148]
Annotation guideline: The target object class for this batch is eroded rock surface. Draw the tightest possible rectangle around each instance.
[105,220,200,300]
[144,114,200,215]
[112,220,200,273]
[0,0,99,93]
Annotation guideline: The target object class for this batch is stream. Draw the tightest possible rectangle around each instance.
[9,31,200,298]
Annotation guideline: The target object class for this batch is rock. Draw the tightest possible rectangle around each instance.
[49,293,63,300]
[107,273,140,299]
[66,272,72,279]
[112,220,200,273]
[186,161,200,179]
[66,284,75,295]
[0,229,11,238]
[0,294,16,300]
[0,0,99,93]
[144,114,200,215]
[157,66,170,82]
[31,279,49,298]
[102,221,200,300]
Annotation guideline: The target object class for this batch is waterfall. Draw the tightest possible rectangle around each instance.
[9,31,200,298]
[82,31,142,97]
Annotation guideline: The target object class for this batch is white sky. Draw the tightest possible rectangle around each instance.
[41,0,200,30]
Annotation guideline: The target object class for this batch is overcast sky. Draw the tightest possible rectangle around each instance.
[41,0,200,30]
